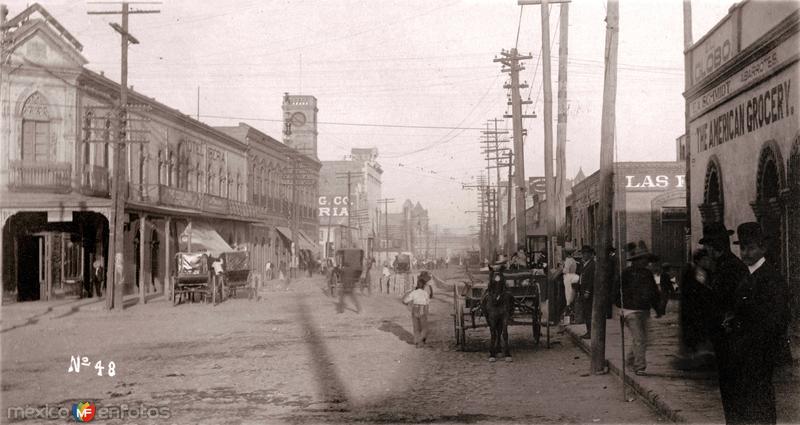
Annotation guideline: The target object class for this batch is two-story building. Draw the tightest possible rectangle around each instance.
[0,4,319,302]
[684,0,799,350]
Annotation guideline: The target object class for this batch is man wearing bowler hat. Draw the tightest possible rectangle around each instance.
[698,221,749,423]
[721,222,790,424]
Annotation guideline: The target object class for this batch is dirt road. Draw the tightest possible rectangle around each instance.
[1,272,665,424]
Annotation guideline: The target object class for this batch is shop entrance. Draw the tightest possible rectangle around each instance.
[16,235,42,301]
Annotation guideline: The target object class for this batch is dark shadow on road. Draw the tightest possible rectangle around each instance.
[377,320,415,345]
[294,295,351,411]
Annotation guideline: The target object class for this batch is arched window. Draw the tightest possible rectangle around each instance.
[752,142,786,271]
[157,149,163,186]
[20,92,51,162]
[699,156,725,224]
[218,167,225,197]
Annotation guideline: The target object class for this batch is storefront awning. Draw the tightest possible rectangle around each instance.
[181,221,233,257]
[276,226,318,252]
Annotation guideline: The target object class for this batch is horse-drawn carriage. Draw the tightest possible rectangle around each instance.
[218,251,256,300]
[172,252,221,305]
[328,248,365,296]
[172,250,254,305]
[453,267,543,354]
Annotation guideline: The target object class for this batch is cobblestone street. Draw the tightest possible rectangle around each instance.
[1,272,663,424]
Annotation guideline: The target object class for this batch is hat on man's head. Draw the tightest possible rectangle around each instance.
[733,221,766,245]
[699,222,734,245]
[627,240,652,261]
[418,270,432,282]
[580,245,595,255]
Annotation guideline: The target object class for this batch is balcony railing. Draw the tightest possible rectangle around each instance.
[8,160,72,193]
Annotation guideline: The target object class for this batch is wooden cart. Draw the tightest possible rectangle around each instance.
[218,251,255,301]
[172,252,220,305]
[453,268,543,351]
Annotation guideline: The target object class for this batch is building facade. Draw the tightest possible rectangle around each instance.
[0,4,318,303]
[318,148,382,257]
[566,161,687,265]
[684,1,799,340]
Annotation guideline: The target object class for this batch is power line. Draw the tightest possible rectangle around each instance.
[198,114,485,130]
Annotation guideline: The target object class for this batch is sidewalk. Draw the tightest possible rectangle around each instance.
[564,303,800,424]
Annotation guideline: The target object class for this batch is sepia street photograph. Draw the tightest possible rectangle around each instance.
[0,0,798,423]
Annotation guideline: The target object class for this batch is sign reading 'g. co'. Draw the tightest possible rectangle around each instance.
[318,195,349,217]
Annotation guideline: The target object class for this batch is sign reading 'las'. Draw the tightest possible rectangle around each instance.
[624,175,686,190]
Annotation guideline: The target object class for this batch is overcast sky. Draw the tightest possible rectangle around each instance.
[6,0,736,231]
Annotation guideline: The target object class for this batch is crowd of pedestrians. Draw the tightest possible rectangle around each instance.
[554,221,791,424]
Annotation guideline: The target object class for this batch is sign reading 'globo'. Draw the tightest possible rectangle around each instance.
[318,196,349,217]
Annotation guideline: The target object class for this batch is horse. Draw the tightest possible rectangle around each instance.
[481,268,516,362]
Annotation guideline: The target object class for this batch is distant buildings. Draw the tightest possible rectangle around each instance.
[317,148,383,257]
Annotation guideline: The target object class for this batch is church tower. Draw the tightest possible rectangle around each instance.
[282,93,318,159]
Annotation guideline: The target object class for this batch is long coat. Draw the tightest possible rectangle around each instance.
[723,260,790,424]
[579,258,596,322]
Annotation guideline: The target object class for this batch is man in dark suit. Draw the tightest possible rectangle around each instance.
[723,222,790,424]
[699,222,750,424]
[579,245,596,339]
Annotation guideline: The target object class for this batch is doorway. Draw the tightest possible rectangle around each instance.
[17,235,41,301]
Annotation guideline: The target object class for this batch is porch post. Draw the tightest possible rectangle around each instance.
[139,214,146,304]
[164,217,171,300]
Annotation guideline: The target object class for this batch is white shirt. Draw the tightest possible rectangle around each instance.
[748,257,766,274]
[403,288,430,306]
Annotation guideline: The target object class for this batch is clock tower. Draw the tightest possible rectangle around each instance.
[282,93,318,159]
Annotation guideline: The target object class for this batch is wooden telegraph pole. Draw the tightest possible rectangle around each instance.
[336,171,354,247]
[591,0,619,374]
[495,49,534,251]
[555,2,570,248]
[518,0,570,297]
[88,2,159,310]
[378,198,395,264]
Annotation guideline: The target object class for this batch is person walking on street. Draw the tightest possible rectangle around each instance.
[699,222,749,423]
[578,245,596,339]
[720,222,790,424]
[402,271,434,347]
[616,241,665,376]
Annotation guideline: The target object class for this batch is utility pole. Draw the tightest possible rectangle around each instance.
[336,171,354,247]
[519,0,569,276]
[481,118,509,259]
[378,198,395,264]
[280,147,315,285]
[88,2,159,311]
[495,48,534,251]
[592,0,619,374]
[555,2,570,249]
[683,0,693,263]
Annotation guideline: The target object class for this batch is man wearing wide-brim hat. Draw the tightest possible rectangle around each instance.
[720,222,790,424]
[698,221,749,423]
[615,241,664,375]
